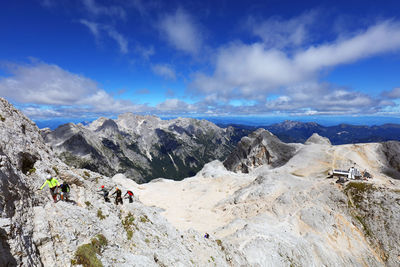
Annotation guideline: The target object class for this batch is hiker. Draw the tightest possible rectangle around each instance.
[60,182,70,201]
[98,185,110,202]
[39,174,60,202]
[124,190,134,203]
[112,187,123,205]
[204,233,210,239]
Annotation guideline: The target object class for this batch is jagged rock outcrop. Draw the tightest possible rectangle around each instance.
[305,133,332,145]
[223,129,299,173]
[344,182,400,266]
[0,97,57,266]
[379,141,400,179]
[42,113,250,183]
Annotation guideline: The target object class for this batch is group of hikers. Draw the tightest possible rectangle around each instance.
[39,174,135,205]
[98,185,134,205]
[39,174,70,202]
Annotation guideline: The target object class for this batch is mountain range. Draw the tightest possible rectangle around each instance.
[219,120,400,145]
[41,114,250,183]
[42,117,400,184]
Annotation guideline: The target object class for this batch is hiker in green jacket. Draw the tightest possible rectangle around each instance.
[40,174,60,202]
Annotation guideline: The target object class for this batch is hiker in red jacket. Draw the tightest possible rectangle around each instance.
[124,190,134,203]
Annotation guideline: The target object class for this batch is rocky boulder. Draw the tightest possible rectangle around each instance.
[223,129,298,173]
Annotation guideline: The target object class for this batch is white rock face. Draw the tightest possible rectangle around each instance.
[305,133,332,145]
[135,138,400,267]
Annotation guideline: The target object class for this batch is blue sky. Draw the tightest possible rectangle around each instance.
[1,0,400,124]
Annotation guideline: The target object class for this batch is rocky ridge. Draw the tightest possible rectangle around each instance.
[42,113,250,183]
[223,128,300,173]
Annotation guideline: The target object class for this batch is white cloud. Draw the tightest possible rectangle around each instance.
[22,107,63,119]
[0,62,99,105]
[80,19,100,38]
[82,0,126,20]
[382,87,400,99]
[128,0,151,16]
[104,26,129,54]
[80,21,129,53]
[264,83,379,115]
[151,64,176,80]
[135,45,155,59]
[191,20,400,108]
[294,21,400,71]
[249,10,318,48]
[156,98,196,113]
[158,9,202,54]
[0,62,217,118]
[0,62,147,118]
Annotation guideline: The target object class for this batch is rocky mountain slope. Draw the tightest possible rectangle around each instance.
[42,113,249,183]
[2,97,400,266]
[0,98,238,266]
[132,132,400,266]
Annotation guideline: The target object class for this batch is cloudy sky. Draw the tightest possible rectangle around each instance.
[1,0,400,123]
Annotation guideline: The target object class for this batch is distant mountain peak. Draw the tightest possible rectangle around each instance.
[223,129,298,173]
[274,120,320,130]
[305,133,331,145]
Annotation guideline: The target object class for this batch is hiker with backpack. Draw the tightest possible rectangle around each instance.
[60,182,70,201]
[39,174,60,203]
[98,185,110,202]
[124,190,134,203]
[112,187,123,205]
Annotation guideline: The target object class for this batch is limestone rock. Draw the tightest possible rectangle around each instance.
[305,133,332,145]
[223,128,299,173]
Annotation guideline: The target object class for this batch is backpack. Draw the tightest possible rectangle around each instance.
[127,191,133,196]
[61,183,70,192]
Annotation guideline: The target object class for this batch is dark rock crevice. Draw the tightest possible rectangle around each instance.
[17,152,38,175]
[0,228,17,267]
